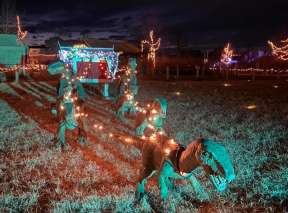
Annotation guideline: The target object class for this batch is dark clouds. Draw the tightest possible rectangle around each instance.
[15,0,288,47]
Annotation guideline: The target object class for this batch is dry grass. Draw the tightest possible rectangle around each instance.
[0,79,287,212]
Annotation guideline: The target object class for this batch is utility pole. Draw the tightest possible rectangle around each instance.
[0,0,16,33]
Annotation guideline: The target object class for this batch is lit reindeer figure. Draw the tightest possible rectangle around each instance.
[141,30,161,68]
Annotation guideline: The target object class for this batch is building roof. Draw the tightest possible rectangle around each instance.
[59,38,140,54]
[0,34,28,65]
[0,34,20,46]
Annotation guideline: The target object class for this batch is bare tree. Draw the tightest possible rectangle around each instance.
[0,0,16,33]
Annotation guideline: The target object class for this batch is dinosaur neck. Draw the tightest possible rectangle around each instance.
[178,139,203,173]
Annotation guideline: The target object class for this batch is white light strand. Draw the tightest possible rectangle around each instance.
[141,30,161,68]
[268,38,288,61]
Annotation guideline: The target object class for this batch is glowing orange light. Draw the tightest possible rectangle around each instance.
[148,124,155,129]
[164,148,170,154]
[223,83,232,87]
[149,134,156,141]
[151,109,158,114]
[245,104,257,110]
[125,138,132,143]
[180,171,188,176]
[169,139,176,144]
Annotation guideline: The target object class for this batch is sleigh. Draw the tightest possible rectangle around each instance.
[58,44,119,98]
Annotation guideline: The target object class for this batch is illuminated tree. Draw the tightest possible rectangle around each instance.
[221,43,233,65]
[268,38,288,61]
[16,15,27,41]
[141,30,161,69]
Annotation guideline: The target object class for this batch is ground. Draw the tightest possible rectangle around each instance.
[0,77,287,212]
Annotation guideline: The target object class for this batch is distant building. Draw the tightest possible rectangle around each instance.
[28,45,57,64]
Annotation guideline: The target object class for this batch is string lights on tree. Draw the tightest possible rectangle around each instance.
[221,43,233,65]
[268,38,288,61]
[141,30,161,68]
[16,15,27,41]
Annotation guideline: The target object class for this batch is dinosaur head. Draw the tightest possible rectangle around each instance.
[198,139,235,192]
[48,60,66,75]
[152,97,167,118]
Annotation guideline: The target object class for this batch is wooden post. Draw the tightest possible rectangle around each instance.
[225,69,229,81]
[202,65,205,78]
[102,83,109,99]
[277,71,280,80]
[195,65,200,79]
[252,69,255,81]
[176,64,180,80]
[166,65,170,81]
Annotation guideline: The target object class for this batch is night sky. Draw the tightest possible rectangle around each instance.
[15,0,288,48]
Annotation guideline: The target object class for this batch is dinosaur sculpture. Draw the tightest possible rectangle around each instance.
[56,85,87,147]
[48,61,86,101]
[136,135,235,202]
[135,97,167,136]
[116,57,138,118]
[119,57,138,97]
[48,60,87,147]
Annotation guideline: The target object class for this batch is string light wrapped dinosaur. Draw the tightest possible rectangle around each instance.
[136,136,235,202]
[48,61,87,148]
[135,97,167,136]
[116,57,139,118]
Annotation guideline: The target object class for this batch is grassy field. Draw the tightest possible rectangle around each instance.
[0,79,287,212]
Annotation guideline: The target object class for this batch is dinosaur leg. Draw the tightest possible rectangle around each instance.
[165,177,175,191]
[117,101,129,118]
[135,119,148,136]
[56,121,66,147]
[187,174,209,201]
[158,162,171,202]
[136,168,156,201]
[158,174,168,202]
[128,102,138,116]
[77,117,87,145]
